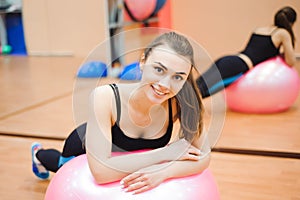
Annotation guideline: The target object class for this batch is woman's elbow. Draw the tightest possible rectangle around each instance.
[91,171,115,184]
[287,59,296,67]
[90,171,107,184]
[196,153,211,173]
[203,153,211,168]
[87,154,118,184]
[89,164,124,184]
[88,164,111,184]
[286,58,296,67]
[284,55,296,67]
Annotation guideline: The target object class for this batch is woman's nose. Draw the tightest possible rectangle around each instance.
[158,76,171,89]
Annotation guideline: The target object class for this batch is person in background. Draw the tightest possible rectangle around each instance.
[196,6,297,98]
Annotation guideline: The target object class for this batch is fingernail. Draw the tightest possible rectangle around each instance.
[120,180,124,185]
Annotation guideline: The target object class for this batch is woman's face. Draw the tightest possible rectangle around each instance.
[140,46,192,104]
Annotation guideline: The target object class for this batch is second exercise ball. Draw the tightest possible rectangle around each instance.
[225,56,300,113]
[77,61,107,78]
[124,0,157,21]
[119,62,142,80]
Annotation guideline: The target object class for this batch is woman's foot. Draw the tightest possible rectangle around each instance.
[31,142,49,180]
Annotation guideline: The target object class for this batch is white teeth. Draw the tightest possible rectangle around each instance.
[152,85,166,96]
[155,89,165,96]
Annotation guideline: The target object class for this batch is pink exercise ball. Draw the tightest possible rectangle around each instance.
[124,0,157,21]
[225,56,300,114]
[44,154,220,200]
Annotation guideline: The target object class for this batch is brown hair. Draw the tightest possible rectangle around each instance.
[274,6,297,47]
[143,32,204,142]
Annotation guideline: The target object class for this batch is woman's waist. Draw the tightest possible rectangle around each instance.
[237,53,254,69]
[239,49,280,67]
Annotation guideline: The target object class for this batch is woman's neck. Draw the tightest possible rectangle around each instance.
[129,83,168,124]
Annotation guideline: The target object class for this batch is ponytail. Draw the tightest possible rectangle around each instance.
[274,6,297,48]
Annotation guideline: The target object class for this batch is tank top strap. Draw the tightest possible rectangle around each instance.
[109,83,121,125]
[167,99,173,122]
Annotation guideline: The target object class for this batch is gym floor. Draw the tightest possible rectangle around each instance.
[0,55,299,199]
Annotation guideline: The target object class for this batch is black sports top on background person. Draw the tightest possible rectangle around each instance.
[241,30,280,66]
[109,84,173,152]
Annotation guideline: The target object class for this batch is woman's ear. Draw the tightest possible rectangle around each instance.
[140,53,146,63]
[139,53,146,71]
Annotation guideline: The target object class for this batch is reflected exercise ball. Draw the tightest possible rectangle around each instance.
[119,62,142,80]
[124,0,157,21]
[225,56,300,113]
[77,61,107,78]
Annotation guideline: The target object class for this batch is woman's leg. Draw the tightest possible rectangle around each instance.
[196,55,249,98]
[32,123,87,177]
[35,148,61,173]
[60,123,87,166]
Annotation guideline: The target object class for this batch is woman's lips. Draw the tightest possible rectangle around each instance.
[151,85,168,96]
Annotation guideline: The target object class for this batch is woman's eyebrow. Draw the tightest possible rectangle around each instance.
[154,62,168,70]
[154,62,187,75]
[175,72,187,75]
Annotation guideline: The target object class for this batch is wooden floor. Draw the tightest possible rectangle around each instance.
[0,55,300,200]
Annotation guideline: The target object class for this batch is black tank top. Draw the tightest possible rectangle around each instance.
[241,30,280,66]
[109,84,173,152]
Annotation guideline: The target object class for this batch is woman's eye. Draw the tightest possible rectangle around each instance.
[173,75,184,81]
[154,66,164,73]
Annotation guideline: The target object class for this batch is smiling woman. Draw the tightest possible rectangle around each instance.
[137,46,192,104]
[86,32,208,194]
[31,31,212,195]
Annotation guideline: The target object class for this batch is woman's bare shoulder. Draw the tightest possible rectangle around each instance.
[253,26,277,35]
[94,84,114,93]
[92,84,115,101]
[274,28,290,37]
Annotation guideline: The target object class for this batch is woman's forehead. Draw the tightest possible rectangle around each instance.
[146,47,192,68]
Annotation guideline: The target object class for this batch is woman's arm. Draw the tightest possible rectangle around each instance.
[278,29,296,66]
[163,132,211,178]
[120,134,211,194]
[86,86,192,184]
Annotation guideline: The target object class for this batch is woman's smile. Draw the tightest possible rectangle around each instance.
[151,84,169,97]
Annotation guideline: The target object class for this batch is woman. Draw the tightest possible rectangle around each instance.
[31,32,210,194]
[197,6,297,98]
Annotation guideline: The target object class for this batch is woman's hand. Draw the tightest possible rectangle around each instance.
[119,139,206,194]
[163,138,203,161]
[119,143,204,195]
[120,165,167,194]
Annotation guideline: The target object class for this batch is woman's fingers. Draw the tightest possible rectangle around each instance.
[188,147,202,156]
[176,146,203,161]
[124,180,151,194]
[129,183,151,194]
[121,173,152,194]
[120,172,141,187]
